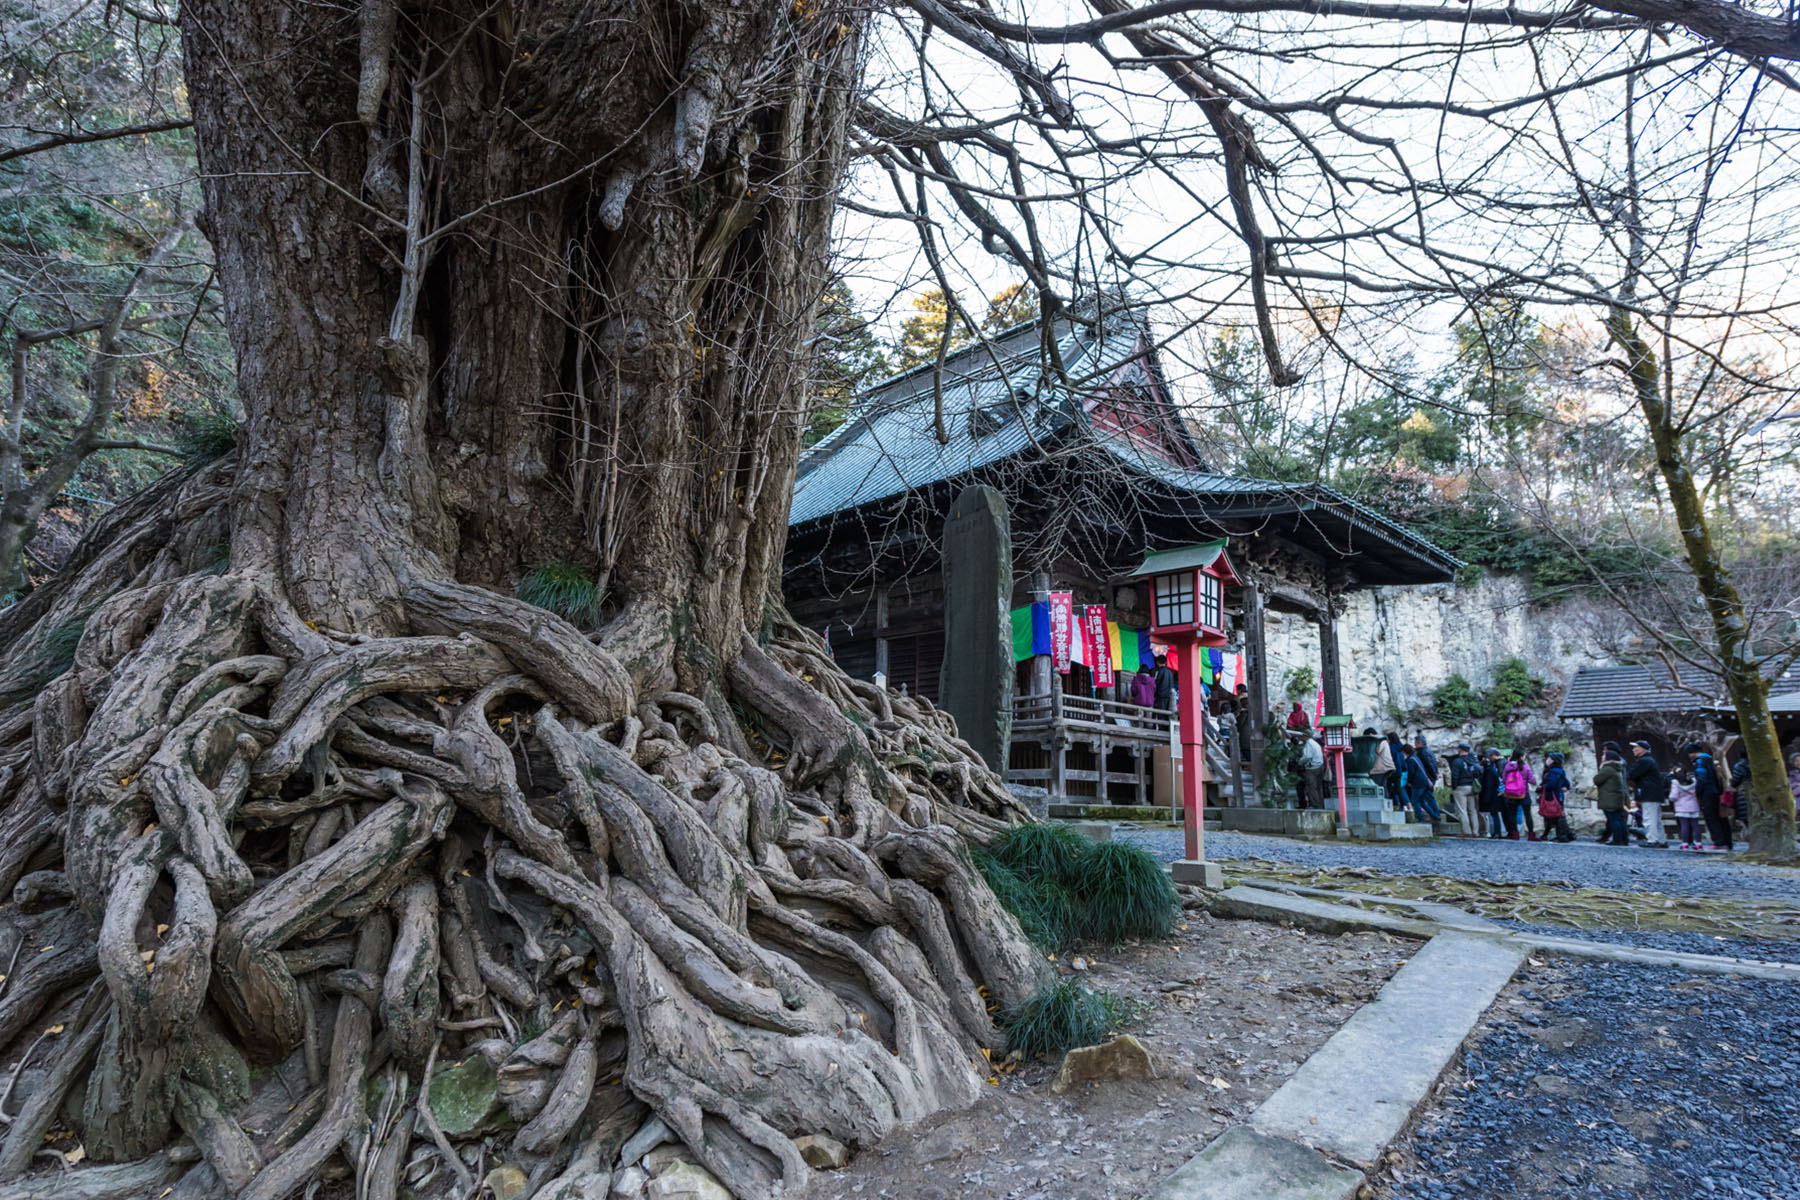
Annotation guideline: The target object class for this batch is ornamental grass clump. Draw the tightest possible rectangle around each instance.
[976,823,1180,951]
[175,404,242,464]
[1001,978,1129,1060]
[972,849,1078,952]
[0,614,86,708]
[514,560,603,627]
[986,822,1092,881]
[1073,841,1180,945]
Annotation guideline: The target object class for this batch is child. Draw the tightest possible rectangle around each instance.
[1502,753,1539,841]
[1539,754,1574,842]
[1669,763,1702,850]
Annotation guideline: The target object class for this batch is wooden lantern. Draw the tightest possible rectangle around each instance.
[1136,541,1237,647]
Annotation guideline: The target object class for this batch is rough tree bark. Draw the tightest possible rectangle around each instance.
[1605,307,1798,863]
[0,3,1048,1198]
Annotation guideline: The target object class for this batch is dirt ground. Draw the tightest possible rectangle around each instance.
[811,910,1416,1200]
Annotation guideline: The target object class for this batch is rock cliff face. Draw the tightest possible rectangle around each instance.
[1261,572,1609,793]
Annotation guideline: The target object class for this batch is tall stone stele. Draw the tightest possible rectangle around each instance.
[938,484,1013,771]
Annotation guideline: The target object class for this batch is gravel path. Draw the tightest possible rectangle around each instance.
[1120,828,1800,901]
[1375,960,1800,1200]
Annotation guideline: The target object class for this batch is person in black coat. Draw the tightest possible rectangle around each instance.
[1627,741,1670,847]
[1687,743,1733,851]
[1152,653,1178,712]
[1477,749,1507,837]
[1413,733,1439,785]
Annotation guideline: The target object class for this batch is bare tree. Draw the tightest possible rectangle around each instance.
[2,2,221,596]
[1,0,1800,1196]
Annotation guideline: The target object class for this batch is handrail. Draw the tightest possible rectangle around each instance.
[1014,690,1172,735]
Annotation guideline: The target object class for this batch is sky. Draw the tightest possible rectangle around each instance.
[825,0,1800,440]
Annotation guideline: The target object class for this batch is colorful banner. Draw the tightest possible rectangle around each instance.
[1108,621,1132,675]
[1008,604,1054,662]
[1049,592,1074,673]
[1084,606,1113,687]
[1083,619,1154,681]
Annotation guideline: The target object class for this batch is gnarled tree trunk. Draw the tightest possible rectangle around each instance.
[1606,307,1798,863]
[0,3,1047,1197]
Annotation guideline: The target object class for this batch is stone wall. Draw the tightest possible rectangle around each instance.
[1262,572,1609,795]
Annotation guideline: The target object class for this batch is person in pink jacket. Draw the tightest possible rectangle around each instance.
[1502,753,1538,841]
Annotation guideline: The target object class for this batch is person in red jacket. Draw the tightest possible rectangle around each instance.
[1285,701,1311,732]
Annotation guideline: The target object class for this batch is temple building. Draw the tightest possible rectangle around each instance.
[781,316,1459,809]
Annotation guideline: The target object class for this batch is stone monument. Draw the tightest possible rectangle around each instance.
[938,485,1013,771]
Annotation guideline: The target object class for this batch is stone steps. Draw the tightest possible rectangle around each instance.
[1365,821,1435,840]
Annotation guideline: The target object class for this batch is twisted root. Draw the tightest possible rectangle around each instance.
[0,528,1044,1198]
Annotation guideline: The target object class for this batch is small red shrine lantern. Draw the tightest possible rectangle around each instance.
[1127,541,1239,886]
[1318,714,1353,824]
[1319,715,1353,752]
[1138,541,1237,647]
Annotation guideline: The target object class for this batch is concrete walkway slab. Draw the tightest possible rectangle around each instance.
[1237,881,1503,933]
[1217,883,1800,981]
[1151,1126,1364,1200]
[1250,932,1527,1168]
[1517,933,1800,981]
[1212,885,1439,939]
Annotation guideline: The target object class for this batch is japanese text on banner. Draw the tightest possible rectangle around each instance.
[1049,592,1074,673]
[1083,605,1113,687]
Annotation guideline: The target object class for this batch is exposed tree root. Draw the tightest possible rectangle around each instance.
[0,493,1046,1199]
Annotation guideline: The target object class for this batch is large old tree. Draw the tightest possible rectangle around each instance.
[1,0,1798,1197]
[0,5,1046,1198]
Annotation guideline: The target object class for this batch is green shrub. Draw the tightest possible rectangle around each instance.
[1542,736,1574,757]
[972,850,1076,952]
[1282,666,1316,701]
[1261,731,1299,802]
[514,560,602,627]
[176,404,241,464]
[1485,657,1545,719]
[1430,674,1481,723]
[1000,979,1129,1060]
[978,825,1179,951]
[986,822,1091,881]
[1073,842,1179,945]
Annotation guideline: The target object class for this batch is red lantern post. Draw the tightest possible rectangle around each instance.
[1319,714,1354,827]
[1132,543,1238,890]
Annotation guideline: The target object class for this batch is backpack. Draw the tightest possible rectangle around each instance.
[1693,755,1723,802]
[1502,762,1529,798]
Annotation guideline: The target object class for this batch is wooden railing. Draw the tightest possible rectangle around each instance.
[1013,690,1172,741]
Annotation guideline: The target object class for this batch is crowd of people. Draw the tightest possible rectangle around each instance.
[1590,739,1744,851]
[1280,718,1782,851]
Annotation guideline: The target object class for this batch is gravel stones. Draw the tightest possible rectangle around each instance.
[1375,961,1800,1200]
[1122,830,1800,902]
